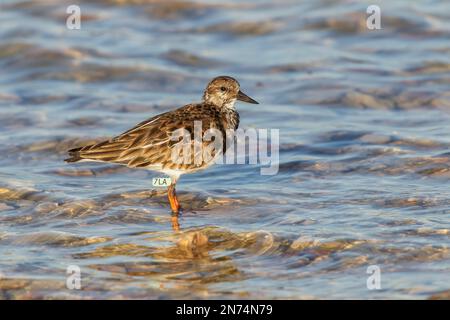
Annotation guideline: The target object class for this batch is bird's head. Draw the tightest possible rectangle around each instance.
[202,76,259,108]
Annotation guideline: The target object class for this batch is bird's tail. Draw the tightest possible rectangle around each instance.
[64,139,125,164]
[64,146,84,163]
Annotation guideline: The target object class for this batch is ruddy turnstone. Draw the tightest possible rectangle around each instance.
[65,76,258,230]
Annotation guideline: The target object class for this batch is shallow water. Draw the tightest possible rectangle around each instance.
[0,0,449,299]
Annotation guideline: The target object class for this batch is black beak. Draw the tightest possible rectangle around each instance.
[237,90,259,104]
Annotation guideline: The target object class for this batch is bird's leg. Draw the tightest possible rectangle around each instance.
[168,183,181,231]
[167,183,181,213]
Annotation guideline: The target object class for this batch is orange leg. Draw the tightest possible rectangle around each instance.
[168,183,181,231]
[168,183,181,213]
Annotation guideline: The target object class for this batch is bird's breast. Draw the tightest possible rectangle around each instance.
[222,108,240,131]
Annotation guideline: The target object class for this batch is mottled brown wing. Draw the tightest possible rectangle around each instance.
[65,103,224,171]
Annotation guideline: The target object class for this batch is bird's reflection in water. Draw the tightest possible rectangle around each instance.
[171,213,180,232]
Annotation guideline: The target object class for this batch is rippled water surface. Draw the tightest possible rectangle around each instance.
[0,0,449,299]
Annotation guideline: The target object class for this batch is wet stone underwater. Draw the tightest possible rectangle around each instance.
[0,0,450,299]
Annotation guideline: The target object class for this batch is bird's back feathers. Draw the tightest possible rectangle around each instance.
[64,103,239,172]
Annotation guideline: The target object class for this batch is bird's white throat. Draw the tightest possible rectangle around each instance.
[222,98,237,111]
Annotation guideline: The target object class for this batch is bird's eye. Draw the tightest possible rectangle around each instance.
[220,86,227,92]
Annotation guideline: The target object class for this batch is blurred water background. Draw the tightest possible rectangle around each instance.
[0,0,449,299]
